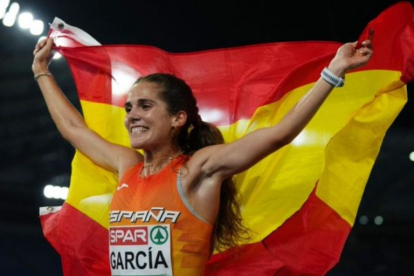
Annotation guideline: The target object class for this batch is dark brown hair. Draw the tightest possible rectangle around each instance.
[134,73,250,251]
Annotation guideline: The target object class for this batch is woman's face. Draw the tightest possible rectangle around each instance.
[124,81,176,151]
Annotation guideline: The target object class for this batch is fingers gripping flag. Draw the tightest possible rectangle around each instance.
[39,2,414,276]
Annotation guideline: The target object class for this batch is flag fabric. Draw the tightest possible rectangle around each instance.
[39,2,414,276]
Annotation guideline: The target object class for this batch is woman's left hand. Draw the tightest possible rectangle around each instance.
[328,28,374,77]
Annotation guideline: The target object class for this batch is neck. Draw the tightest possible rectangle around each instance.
[141,148,183,179]
[143,147,182,165]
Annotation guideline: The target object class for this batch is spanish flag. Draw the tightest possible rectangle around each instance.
[39,2,414,275]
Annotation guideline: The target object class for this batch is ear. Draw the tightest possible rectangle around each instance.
[172,110,187,128]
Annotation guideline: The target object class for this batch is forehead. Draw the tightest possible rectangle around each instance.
[126,81,163,102]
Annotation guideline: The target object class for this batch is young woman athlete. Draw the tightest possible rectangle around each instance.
[33,32,373,275]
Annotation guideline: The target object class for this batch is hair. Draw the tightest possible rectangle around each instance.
[134,73,250,251]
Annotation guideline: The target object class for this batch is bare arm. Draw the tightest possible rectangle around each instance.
[194,34,374,181]
[32,38,142,175]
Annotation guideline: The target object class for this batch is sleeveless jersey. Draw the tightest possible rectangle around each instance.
[109,155,213,276]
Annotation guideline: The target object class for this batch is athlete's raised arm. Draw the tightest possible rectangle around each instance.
[32,38,142,176]
[194,33,374,181]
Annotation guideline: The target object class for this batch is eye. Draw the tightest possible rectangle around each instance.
[124,105,132,113]
[140,103,152,110]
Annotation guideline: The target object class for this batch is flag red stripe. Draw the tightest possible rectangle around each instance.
[60,42,340,126]
[40,203,111,276]
[206,186,351,276]
[263,186,351,275]
[58,0,414,126]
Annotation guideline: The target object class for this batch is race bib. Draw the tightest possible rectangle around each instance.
[110,225,173,276]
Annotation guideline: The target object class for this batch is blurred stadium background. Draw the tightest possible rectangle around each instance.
[0,0,412,275]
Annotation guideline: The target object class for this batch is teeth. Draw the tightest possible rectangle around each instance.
[131,126,148,134]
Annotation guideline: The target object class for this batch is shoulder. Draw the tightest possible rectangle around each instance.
[185,144,227,181]
[187,144,224,169]
[118,163,142,184]
[118,150,143,179]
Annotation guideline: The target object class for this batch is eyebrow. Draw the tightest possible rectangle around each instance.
[124,99,156,108]
[138,99,156,104]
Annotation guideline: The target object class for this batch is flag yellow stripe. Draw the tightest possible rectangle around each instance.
[67,70,404,243]
[216,70,403,242]
[317,77,407,226]
[66,103,129,229]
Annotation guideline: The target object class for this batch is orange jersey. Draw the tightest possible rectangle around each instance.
[109,155,213,276]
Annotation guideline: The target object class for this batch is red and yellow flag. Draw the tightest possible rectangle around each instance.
[40,2,414,275]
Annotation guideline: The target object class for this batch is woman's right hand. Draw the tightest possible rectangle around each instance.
[32,37,54,75]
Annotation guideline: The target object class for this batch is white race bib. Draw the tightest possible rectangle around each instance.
[109,225,173,276]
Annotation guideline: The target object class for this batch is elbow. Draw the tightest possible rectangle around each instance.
[272,133,296,150]
[60,126,76,141]
[284,133,298,145]
[60,128,74,141]
[59,121,86,141]
[269,125,301,151]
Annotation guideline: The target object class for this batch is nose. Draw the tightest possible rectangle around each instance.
[125,106,141,124]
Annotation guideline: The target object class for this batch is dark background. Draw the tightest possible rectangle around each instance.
[0,0,413,275]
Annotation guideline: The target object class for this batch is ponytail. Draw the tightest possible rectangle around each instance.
[187,119,250,251]
[186,120,223,153]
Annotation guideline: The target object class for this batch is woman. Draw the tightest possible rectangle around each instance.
[32,33,373,275]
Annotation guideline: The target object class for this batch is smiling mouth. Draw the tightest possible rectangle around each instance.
[131,126,149,134]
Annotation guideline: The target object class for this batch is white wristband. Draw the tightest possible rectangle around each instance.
[321,67,344,87]
[34,72,54,81]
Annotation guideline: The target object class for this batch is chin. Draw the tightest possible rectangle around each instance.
[131,144,145,150]
[129,138,145,149]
